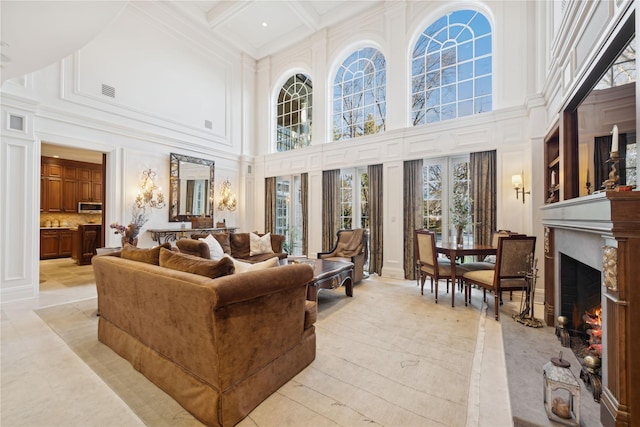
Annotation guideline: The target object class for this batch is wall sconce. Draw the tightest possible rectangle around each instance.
[217,178,237,212]
[135,169,165,209]
[512,172,530,204]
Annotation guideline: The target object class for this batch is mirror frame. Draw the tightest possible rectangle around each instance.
[169,153,215,222]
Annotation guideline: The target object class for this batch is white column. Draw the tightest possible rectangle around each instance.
[381,160,405,279]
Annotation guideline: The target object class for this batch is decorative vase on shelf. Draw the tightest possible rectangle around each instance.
[456,225,464,247]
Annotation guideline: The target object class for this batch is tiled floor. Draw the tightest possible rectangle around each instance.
[1,258,513,426]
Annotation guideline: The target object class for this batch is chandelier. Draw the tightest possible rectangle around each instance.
[217,178,237,212]
[135,169,165,209]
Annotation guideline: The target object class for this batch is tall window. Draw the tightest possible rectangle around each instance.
[275,175,303,255]
[422,155,470,243]
[333,47,386,141]
[411,10,492,126]
[340,168,369,229]
[276,74,312,152]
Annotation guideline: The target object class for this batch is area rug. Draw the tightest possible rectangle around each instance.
[500,303,601,426]
[35,276,485,426]
[35,298,201,426]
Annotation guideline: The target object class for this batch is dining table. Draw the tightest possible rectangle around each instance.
[435,241,497,307]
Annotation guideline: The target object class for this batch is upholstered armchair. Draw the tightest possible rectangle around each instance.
[318,229,368,283]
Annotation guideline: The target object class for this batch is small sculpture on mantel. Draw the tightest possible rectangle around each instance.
[603,125,620,191]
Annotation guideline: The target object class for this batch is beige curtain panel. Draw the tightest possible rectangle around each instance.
[403,159,423,280]
[322,169,341,251]
[264,176,276,233]
[470,150,496,246]
[368,164,383,275]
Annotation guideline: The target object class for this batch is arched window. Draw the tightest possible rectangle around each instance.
[333,47,386,141]
[411,10,492,126]
[276,74,312,152]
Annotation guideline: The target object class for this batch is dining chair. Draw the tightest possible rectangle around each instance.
[414,229,469,303]
[461,234,536,320]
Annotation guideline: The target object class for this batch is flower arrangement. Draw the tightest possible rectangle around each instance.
[110,206,149,246]
[450,188,472,246]
[450,189,472,228]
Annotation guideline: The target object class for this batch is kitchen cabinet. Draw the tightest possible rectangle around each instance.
[40,228,74,259]
[78,169,102,203]
[41,157,103,212]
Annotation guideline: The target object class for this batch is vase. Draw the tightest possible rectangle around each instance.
[121,236,138,247]
[456,225,464,247]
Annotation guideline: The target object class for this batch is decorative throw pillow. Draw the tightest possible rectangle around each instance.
[223,254,278,273]
[199,234,225,260]
[159,248,235,278]
[121,242,171,265]
[249,232,274,256]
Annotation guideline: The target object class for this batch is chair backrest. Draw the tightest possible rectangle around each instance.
[414,229,438,275]
[334,229,367,257]
[494,235,536,282]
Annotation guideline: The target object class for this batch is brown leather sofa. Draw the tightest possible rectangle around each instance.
[93,253,316,427]
[318,229,368,283]
[179,232,288,263]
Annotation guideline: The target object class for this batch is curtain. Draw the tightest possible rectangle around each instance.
[264,177,276,233]
[367,164,383,275]
[470,150,497,245]
[403,159,423,280]
[322,169,341,251]
[595,134,627,188]
[301,173,308,256]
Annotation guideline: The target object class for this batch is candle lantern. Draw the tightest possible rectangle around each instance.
[543,352,581,426]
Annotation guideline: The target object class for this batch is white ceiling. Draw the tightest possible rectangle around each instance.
[155,1,383,60]
[0,1,382,83]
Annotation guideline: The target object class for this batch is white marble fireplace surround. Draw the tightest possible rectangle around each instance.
[541,192,620,414]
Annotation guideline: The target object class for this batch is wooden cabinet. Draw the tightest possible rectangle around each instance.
[44,177,63,212]
[41,157,103,212]
[40,228,74,259]
[63,179,78,213]
[73,224,101,265]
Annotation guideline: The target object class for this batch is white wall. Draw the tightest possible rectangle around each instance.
[254,1,537,278]
[0,2,250,301]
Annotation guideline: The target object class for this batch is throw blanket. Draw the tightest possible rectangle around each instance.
[344,229,364,253]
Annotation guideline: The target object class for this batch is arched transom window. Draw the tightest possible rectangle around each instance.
[276,74,312,152]
[333,47,386,141]
[411,10,492,126]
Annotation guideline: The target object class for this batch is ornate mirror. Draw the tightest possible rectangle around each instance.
[169,153,215,222]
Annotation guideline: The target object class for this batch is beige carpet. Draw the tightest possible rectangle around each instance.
[35,276,486,426]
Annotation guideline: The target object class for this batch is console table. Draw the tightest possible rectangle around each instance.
[147,227,238,245]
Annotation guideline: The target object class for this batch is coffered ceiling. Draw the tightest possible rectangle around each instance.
[0,1,382,83]
[157,1,383,59]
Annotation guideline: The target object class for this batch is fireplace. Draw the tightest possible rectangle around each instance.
[560,253,601,334]
[542,192,640,426]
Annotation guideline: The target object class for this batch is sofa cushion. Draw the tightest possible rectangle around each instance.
[224,254,279,273]
[230,233,251,258]
[212,233,231,254]
[250,232,274,256]
[121,242,171,265]
[200,234,225,260]
[159,248,235,278]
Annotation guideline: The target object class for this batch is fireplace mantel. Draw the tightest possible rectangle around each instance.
[541,191,640,426]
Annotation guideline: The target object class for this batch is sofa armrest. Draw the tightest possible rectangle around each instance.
[212,264,313,307]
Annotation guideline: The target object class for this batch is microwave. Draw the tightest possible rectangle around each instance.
[78,202,102,214]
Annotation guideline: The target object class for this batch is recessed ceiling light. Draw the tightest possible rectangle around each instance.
[262,22,267,27]
[53,155,60,158]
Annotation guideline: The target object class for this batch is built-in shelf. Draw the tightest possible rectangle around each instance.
[544,127,561,204]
